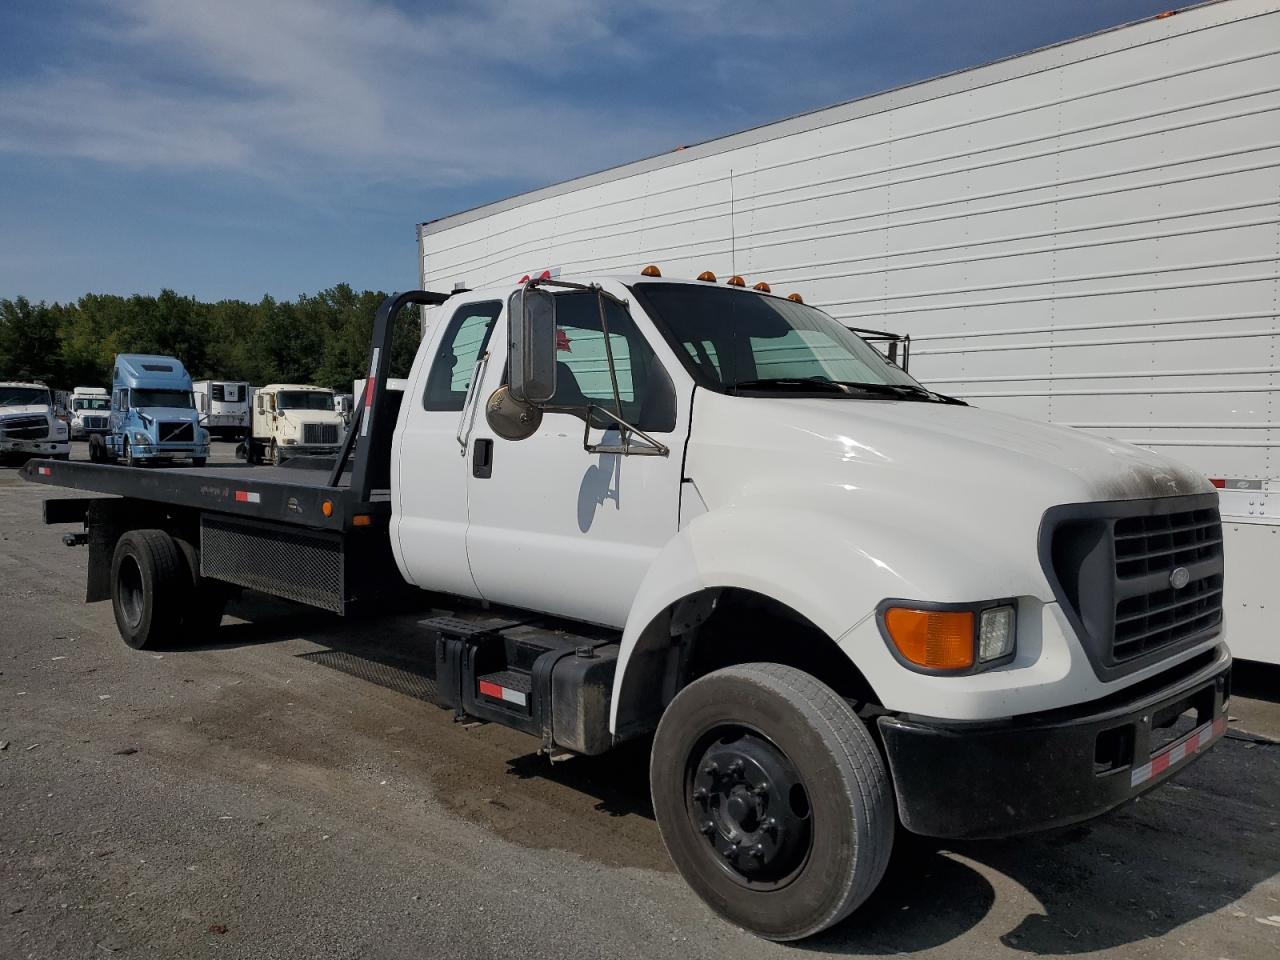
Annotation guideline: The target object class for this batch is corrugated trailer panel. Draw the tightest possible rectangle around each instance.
[421,0,1280,662]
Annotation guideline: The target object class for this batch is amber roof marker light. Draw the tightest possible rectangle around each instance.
[727,275,746,287]
[787,292,804,303]
[641,264,662,277]
[696,271,717,282]
[753,281,771,292]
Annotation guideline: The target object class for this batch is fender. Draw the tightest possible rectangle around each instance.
[608,498,1051,734]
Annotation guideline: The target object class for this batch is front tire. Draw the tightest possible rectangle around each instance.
[111,530,185,650]
[650,663,893,941]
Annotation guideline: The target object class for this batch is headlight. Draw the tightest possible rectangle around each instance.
[199,428,210,443]
[133,432,149,445]
[282,438,297,445]
[878,601,1017,674]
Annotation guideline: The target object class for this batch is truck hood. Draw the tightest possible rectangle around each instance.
[0,405,52,418]
[135,407,199,423]
[277,410,343,425]
[688,393,1209,507]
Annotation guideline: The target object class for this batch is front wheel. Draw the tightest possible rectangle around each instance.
[122,437,138,468]
[650,663,893,941]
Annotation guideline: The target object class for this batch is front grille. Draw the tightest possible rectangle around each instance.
[1041,493,1224,680]
[1,415,47,439]
[303,422,340,445]
[158,421,194,443]
[84,416,108,429]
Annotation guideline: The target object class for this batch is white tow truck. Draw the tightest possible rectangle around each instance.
[25,274,1231,940]
[1,381,70,461]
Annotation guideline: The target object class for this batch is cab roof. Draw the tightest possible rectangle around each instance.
[114,354,191,389]
[260,384,333,392]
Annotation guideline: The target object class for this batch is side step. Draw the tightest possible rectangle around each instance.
[424,615,619,756]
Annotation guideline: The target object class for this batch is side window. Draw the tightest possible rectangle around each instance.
[423,301,502,412]
[550,293,676,433]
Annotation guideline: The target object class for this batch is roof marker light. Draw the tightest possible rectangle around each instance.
[641,265,662,277]
[538,270,552,281]
[787,293,804,303]
[727,275,745,287]
[1210,478,1226,489]
[697,271,717,282]
[753,281,771,292]
[519,275,530,284]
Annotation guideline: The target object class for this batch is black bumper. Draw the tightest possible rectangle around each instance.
[878,644,1231,839]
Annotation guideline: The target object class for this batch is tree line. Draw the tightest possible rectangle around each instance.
[0,285,422,392]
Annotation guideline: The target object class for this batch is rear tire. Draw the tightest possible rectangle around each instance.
[173,538,228,638]
[650,663,893,941]
[111,530,185,650]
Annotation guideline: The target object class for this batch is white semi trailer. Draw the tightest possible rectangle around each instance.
[418,0,1280,666]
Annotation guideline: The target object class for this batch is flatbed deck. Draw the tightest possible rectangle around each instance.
[19,456,357,530]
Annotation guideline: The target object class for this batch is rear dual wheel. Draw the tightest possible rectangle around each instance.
[111,530,227,650]
[651,663,893,941]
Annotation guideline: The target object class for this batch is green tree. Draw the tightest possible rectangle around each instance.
[0,296,62,383]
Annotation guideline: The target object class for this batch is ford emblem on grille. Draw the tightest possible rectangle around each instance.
[1169,566,1191,590]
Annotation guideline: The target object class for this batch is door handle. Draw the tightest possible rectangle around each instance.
[472,438,494,479]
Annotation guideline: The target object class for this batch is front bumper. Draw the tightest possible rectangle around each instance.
[130,443,209,461]
[1,438,69,456]
[878,643,1231,839]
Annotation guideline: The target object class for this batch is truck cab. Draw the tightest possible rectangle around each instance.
[69,386,111,439]
[91,355,209,466]
[193,380,251,441]
[0,381,70,461]
[247,384,346,463]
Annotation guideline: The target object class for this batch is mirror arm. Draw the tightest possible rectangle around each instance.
[582,405,669,457]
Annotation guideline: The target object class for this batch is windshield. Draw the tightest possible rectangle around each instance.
[633,283,924,395]
[133,388,194,409]
[277,390,334,411]
[0,386,51,407]
[74,397,110,411]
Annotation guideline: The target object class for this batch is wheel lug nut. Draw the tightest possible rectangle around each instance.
[723,843,739,859]
[693,786,709,802]
[763,817,778,833]
[703,761,718,775]
[728,759,744,775]
[750,844,765,859]
[700,820,715,835]
[752,781,768,796]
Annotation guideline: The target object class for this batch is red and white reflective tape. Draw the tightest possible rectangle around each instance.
[477,679,527,707]
[1130,716,1227,788]
[234,490,261,504]
[37,466,52,476]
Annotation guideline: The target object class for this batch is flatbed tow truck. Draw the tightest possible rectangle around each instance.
[22,277,1232,940]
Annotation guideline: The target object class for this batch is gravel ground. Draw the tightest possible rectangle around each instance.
[1,443,1278,959]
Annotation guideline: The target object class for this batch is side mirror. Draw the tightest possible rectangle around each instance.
[508,287,557,404]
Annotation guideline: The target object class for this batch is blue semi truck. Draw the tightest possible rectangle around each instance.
[87,354,210,467]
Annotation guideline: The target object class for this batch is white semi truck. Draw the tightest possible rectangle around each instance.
[27,278,1231,939]
[1,381,70,461]
[416,0,1280,666]
[69,386,111,439]
[243,383,346,463]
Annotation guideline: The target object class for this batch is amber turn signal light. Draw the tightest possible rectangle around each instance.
[352,514,372,527]
[883,608,975,670]
[641,264,662,277]
[697,271,717,282]
[321,499,333,517]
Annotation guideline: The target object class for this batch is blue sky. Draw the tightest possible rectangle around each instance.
[1,0,1183,304]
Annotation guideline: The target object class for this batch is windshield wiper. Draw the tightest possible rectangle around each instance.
[833,381,967,405]
[724,377,848,395]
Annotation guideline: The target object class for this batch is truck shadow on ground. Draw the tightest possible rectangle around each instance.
[211,598,1278,956]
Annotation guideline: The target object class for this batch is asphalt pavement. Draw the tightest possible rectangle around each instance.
[1,443,1277,959]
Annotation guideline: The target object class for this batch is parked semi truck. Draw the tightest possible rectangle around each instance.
[416,0,1280,666]
[25,276,1231,939]
[193,379,251,441]
[0,381,70,461]
[242,383,346,463]
[88,354,210,466]
[69,386,111,439]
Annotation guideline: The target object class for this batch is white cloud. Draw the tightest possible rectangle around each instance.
[0,0,721,187]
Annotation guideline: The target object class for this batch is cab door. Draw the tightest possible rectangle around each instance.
[393,296,503,598]
[464,285,691,628]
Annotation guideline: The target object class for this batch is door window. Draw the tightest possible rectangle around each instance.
[548,293,675,433]
[423,301,502,411]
